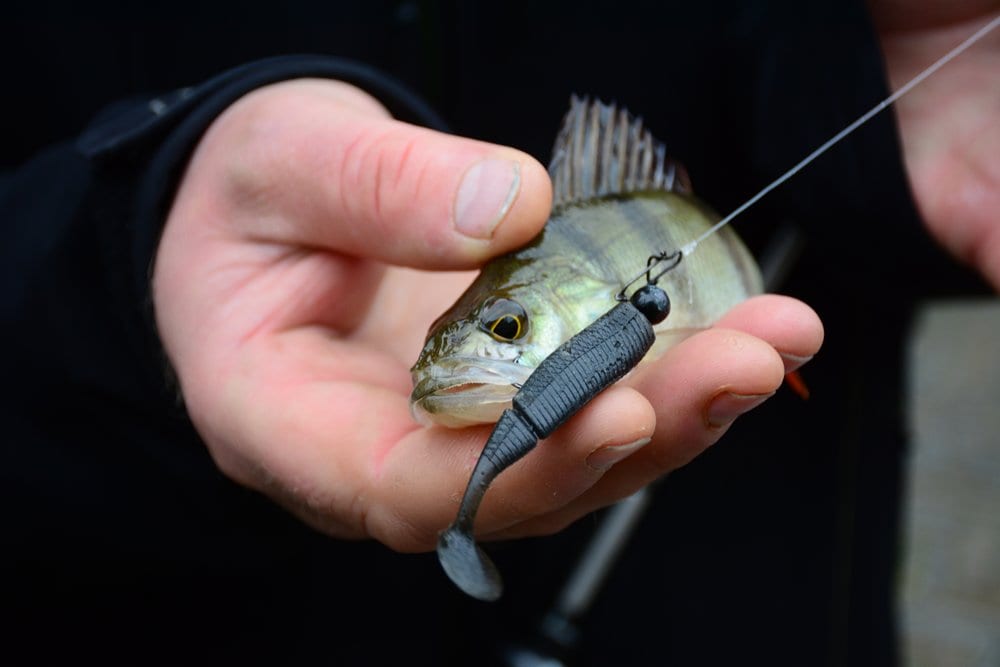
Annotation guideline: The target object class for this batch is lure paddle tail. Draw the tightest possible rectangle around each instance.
[437,526,504,601]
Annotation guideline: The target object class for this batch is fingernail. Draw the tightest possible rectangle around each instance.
[454,159,521,239]
[705,391,774,428]
[586,437,651,471]
[779,352,813,373]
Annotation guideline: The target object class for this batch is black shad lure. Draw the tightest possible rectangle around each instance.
[437,284,671,600]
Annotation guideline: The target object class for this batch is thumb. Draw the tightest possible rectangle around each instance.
[191,78,553,269]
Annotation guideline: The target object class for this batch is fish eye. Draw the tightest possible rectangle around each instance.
[479,299,528,342]
[490,315,522,341]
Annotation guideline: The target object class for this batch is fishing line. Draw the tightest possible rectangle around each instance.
[677,14,1000,260]
[438,16,998,603]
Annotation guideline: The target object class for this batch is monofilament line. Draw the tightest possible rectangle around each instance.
[680,14,1000,258]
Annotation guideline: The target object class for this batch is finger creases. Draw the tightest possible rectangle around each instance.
[492,320,803,540]
[324,122,552,269]
[250,297,818,551]
[620,326,788,479]
[200,79,552,270]
[368,385,655,550]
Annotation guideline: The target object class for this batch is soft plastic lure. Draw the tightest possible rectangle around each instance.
[438,283,672,600]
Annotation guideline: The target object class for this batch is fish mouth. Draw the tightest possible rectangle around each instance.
[410,358,534,428]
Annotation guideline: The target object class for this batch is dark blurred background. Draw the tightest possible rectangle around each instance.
[3,2,998,665]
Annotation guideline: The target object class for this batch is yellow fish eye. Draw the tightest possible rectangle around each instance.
[489,314,523,341]
[479,298,528,342]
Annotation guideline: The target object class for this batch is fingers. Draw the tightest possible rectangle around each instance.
[187,78,552,270]
[183,322,651,553]
[486,329,781,538]
[609,294,822,479]
[374,295,821,548]
[490,294,823,537]
[196,295,821,553]
[711,293,825,371]
[160,77,826,553]
[368,385,655,551]
[587,328,783,491]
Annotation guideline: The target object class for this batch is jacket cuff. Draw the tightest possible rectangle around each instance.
[77,55,445,394]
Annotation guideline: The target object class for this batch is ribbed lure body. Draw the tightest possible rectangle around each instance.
[438,289,664,600]
[513,302,656,437]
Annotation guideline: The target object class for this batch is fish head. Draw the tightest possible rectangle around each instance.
[409,283,566,427]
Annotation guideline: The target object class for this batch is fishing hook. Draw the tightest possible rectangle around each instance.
[615,250,683,302]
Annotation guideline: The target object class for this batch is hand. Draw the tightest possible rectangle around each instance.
[871,2,1000,289]
[152,80,823,551]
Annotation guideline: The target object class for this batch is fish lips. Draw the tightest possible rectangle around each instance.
[410,358,534,428]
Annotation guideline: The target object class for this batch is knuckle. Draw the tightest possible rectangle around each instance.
[340,124,431,229]
[209,89,300,214]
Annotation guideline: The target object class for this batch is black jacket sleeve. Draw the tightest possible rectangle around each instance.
[1,54,444,559]
[95,54,446,388]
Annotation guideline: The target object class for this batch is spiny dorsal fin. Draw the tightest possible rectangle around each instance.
[548,95,692,211]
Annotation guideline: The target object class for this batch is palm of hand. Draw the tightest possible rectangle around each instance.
[153,79,822,552]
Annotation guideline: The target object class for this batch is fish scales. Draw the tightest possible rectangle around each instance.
[539,194,759,325]
[410,97,762,428]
